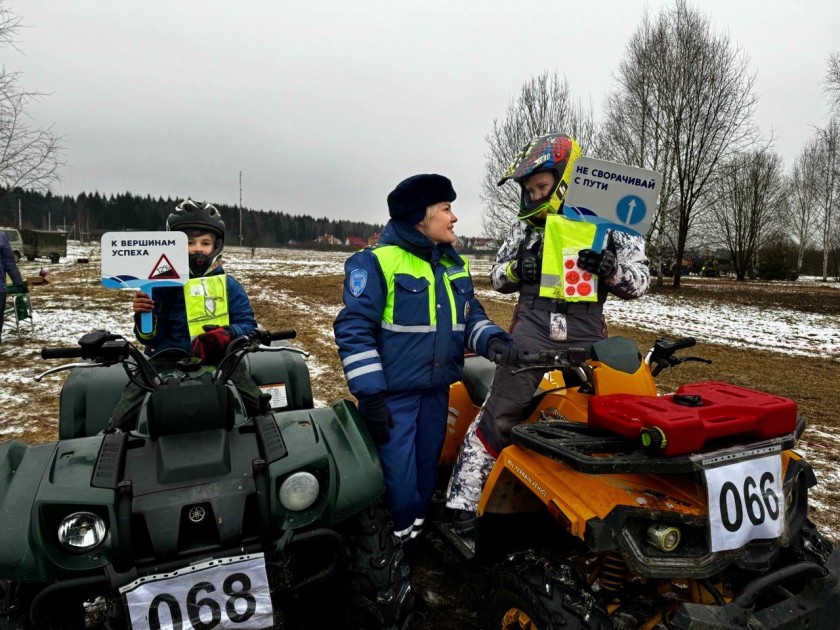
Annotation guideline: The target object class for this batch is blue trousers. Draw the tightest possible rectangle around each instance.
[375,387,448,541]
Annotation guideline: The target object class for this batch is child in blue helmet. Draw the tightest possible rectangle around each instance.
[111,199,260,429]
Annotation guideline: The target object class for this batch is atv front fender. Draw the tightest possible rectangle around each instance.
[268,399,385,528]
[0,440,57,580]
[670,548,840,629]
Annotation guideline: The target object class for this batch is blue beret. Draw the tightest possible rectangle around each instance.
[387,174,457,224]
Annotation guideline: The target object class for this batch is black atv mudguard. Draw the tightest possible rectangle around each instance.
[670,547,840,629]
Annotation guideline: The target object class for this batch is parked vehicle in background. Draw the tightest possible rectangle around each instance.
[21,229,68,263]
[0,227,23,261]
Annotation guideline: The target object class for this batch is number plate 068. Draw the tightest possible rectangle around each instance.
[120,553,273,629]
[704,455,784,553]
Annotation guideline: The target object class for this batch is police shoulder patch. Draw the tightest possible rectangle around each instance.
[349,269,368,297]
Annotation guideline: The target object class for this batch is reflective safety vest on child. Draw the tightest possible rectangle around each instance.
[183,275,230,337]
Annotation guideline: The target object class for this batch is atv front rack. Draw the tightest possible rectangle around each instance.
[511,416,805,474]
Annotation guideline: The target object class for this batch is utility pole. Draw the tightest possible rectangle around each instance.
[239,171,244,246]
[18,199,21,229]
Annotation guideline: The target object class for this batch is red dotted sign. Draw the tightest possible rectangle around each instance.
[563,254,596,298]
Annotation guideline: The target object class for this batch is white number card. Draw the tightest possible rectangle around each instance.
[704,455,784,553]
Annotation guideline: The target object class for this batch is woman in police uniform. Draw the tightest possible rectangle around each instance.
[333,174,511,547]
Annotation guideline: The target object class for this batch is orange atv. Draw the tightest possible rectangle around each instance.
[435,336,839,629]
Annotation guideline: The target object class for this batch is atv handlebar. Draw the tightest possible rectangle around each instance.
[40,346,86,360]
[646,337,711,376]
[495,337,710,381]
[654,337,696,353]
[253,329,296,344]
[37,328,302,390]
[498,347,588,374]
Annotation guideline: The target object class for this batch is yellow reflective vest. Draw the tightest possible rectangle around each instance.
[371,245,470,333]
[540,214,599,302]
[182,274,230,338]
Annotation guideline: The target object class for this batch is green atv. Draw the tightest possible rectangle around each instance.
[0,329,413,629]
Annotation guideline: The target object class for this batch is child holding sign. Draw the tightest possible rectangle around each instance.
[445,133,651,533]
[111,200,260,429]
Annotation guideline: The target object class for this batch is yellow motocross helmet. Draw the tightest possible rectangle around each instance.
[498,133,582,226]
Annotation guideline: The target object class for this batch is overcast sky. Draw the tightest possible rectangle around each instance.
[9,0,839,237]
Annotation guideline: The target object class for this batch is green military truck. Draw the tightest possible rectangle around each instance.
[21,229,68,263]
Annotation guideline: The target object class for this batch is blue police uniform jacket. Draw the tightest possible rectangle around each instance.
[334,221,506,398]
[133,267,257,356]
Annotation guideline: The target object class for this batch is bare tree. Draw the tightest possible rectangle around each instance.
[0,2,64,197]
[824,51,840,115]
[480,71,598,243]
[789,136,821,272]
[601,10,678,284]
[707,148,784,280]
[602,0,758,287]
[813,118,840,281]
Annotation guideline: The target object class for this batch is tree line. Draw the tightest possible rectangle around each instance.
[0,189,384,247]
[481,0,840,283]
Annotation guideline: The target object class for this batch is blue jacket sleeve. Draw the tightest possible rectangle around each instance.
[333,250,389,398]
[464,294,510,358]
[226,275,258,337]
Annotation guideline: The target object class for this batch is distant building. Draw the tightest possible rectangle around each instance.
[367,232,381,246]
[345,236,366,248]
[315,233,342,245]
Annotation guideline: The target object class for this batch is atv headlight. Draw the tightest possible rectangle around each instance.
[647,524,681,552]
[279,472,320,511]
[58,512,106,551]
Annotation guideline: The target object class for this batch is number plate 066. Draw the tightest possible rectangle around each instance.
[704,455,784,553]
[120,553,273,629]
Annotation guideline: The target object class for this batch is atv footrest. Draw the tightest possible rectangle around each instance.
[511,418,804,474]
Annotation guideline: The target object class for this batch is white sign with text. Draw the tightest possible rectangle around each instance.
[564,157,661,238]
[101,231,189,289]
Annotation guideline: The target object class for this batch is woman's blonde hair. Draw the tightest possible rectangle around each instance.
[420,201,445,225]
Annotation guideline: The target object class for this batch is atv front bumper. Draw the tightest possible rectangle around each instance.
[669,548,840,629]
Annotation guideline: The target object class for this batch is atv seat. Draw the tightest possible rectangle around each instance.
[146,381,234,439]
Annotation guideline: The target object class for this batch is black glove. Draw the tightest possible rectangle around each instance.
[577,249,618,280]
[14,282,28,294]
[515,243,539,282]
[360,392,394,445]
[487,338,531,366]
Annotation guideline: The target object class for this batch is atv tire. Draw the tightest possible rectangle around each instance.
[485,550,612,630]
[343,501,414,629]
[0,581,85,630]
